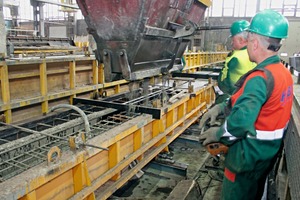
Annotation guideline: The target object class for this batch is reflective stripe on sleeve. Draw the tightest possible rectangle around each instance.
[222,121,286,141]
[222,120,238,141]
[248,128,285,140]
[214,86,224,95]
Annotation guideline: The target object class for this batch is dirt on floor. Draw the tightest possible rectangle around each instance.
[108,124,224,200]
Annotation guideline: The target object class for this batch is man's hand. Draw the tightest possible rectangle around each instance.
[199,127,220,146]
[199,104,223,128]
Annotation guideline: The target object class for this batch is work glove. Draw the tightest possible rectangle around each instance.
[199,127,220,146]
[199,104,223,128]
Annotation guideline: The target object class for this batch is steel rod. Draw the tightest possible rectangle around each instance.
[0,122,108,151]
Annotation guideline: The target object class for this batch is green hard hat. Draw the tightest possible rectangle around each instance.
[248,9,289,38]
[230,20,250,37]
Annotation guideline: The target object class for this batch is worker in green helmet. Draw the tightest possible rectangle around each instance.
[215,20,256,103]
[200,20,256,144]
[199,9,293,200]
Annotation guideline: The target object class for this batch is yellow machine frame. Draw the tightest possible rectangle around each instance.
[0,51,227,200]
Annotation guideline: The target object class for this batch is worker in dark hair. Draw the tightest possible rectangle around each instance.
[199,9,293,199]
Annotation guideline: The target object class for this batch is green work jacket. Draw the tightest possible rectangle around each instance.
[217,55,293,178]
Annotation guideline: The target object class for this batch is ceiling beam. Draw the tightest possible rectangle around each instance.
[32,0,79,9]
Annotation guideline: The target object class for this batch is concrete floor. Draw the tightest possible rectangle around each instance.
[109,124,224,200]
[172,125,223,200]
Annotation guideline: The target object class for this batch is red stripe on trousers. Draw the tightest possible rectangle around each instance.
[224,167,236,182]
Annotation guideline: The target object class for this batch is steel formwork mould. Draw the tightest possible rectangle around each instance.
[0,78,215,200]
[0,104,139,183]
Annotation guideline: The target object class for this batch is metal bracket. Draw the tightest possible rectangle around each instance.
[47,146,61,164]
[173,22,196,39]
[103,49,113,82]
[118,49,132,80]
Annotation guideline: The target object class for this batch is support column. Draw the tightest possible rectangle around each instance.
[0,0,6,59]
[1,63,12,123]
[91,60,99,98]
[69,60,76,104]
[40,60,48,114]
[31,0,44,37]
[39,3,45,37]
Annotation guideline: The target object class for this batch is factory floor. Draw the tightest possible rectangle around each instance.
[106,124,224,200]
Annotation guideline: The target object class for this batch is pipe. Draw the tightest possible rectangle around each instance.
[32,0,79,9]
[50,104,91,133]
[197,25,231,31]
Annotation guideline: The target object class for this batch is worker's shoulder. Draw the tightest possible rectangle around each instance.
[226,51,234,57]
[245,69,270,80]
